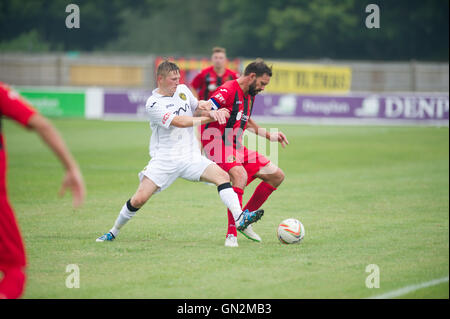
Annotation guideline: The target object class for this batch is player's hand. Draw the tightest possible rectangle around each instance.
[216,108,230,124]
[209,109,229,125]
[197,100,213,111]
[217,108,230,120]
[269,131,289,148]
[59,166,86,209]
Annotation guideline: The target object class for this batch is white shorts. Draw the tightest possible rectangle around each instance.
[138,155,214,193]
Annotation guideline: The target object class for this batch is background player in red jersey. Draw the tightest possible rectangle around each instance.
[0,82,85,299]
[190,47,240,162]
[195,59,289,244]
[190,47,239,101]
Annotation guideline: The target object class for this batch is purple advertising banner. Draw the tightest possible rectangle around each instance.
[104,90,152,118]
[103,90,449,124]
[253,93,449,122]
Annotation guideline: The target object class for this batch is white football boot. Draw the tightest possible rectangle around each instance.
[224,234,238,247]
[239,224,261,242]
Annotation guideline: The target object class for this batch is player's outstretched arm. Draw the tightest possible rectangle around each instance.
[170,115,212,128]
[193,102,229,125]
[27,113,86,208]
[171,109,230,128]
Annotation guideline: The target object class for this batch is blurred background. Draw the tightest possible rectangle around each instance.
[1,0,448,124]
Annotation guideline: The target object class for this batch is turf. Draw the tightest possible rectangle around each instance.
[3,118,449,299]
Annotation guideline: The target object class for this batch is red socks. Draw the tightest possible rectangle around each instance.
[226,182,277,237]
[243,181,277,212]
[226,187,243,237]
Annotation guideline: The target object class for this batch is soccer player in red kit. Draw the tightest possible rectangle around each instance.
[190,47,239,155]
[196,60,289,245]
[190,47,239,101]
[0,82,85,298]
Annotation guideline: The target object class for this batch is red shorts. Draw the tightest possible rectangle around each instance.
[203,143,270,186]
[0,151,26,270]
[0,196,26,270]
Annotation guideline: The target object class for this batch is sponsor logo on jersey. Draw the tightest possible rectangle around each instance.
[162,112,171,124]
[236,111,249,122]
[174,103,190,115]
[215,93,225,104]
[226,155,236,163]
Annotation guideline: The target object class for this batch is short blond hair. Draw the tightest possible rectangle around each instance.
[212,47,226,55]
[156,59,180,78]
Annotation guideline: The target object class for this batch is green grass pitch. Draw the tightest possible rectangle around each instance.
[3,118,449,298]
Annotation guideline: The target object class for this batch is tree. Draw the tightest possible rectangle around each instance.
[0,0,130,51]
[1,0,448,61]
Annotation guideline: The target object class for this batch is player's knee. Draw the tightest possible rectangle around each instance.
[272,168,285,187]
[131,193,148,208]
[278,168,285,182]
[217,169,231,185]
[202,164,230,186]
[229,167,248,188]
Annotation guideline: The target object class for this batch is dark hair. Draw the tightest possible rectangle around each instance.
[157,59,180,78]
[244,58,272,77]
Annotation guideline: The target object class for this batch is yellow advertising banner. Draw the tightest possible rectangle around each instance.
[244,60,352,94]
[70,65,144,87]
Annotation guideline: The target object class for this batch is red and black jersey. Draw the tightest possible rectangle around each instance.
[191,66,238,101]
[0,82,37,192]
[0,82,36,271]
[201,80,254,150]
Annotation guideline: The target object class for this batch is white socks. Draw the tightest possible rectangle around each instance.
[218,183,242,221]
[109,185,242,238]
[110,199,139,237]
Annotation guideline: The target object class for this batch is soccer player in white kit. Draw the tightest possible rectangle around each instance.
[96,60,263,247]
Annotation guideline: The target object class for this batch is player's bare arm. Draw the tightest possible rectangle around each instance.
[27,113,86,208]
[170,112,229,128]
[247,118,289,148]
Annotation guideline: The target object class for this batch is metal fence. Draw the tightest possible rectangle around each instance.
[0,53,448,93]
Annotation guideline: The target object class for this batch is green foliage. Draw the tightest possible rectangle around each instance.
[217,0,448,60]
[0,0,129,51]
[0,0,448,60]
[0,30,52,52]
[103,0,223,55]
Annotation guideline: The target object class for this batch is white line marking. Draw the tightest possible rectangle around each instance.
[367,276,449,299]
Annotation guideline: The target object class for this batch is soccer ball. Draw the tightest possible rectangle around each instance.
[277,218,305,244]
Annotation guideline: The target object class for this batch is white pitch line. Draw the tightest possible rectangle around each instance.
[367,276,449,299]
